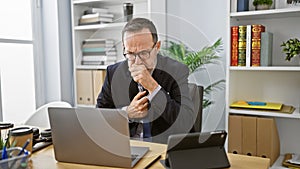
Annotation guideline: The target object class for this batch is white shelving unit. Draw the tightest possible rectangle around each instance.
[74,22,126,30]
[226,2,300,168]
[70,0,166,107]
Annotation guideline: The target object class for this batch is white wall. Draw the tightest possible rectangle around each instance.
[57,0,74,105]
[167,0,228,132]
[42,0,61,102]
[41,0,73,105]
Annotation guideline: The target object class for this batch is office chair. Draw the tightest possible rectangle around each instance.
[188,83,204,132]
[24,101,72,128]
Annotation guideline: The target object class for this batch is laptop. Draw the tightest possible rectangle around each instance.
[162,130,230,169]
[48,107,149,168]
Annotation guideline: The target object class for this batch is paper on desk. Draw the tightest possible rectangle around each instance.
[288,154,300,165]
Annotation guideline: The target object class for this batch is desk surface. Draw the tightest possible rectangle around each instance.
[30,140,270,169]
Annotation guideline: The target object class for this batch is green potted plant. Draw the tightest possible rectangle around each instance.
[281,38,300,62]
[253,0,273,10]
[160,38,225,109]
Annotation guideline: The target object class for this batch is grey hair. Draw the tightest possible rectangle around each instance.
[122,18,158,44]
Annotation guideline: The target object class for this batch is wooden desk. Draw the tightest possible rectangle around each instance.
[30,140,270,169]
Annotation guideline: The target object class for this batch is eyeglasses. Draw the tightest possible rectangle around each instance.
[123,43,156,61]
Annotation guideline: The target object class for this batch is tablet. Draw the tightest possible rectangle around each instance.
[163,130,230,169]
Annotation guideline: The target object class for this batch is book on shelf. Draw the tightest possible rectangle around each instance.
[82,39,116,55]
[245,25,252,67]
[231,24,271,67]
[82,47,116,53]
[79,17,113,25]
[84,8,109,15]
[238,25,247,66]
[82,61,105,65]
[230,101,296,114]
[83,51,117,56]
[81,13,114,19]
[251,24,265,66]
[230,101,283,110]
[237,0,249,12]
[231,0,237,12]
[253,105,295,114]
[82,56,117,62]
[83,38,114,44]
[82,60,115,65]
[82,43,115,48]
[231,26,239,66]
[260,32,273,66]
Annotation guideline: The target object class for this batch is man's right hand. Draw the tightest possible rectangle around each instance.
[127,91,149,119]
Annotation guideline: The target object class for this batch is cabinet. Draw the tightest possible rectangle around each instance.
[70,0,166,106]
[226,2,300,168]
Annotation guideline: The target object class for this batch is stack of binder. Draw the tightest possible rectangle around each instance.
[79,8,114,25]
[230,100,295,114]
[76,70,106,105]
[81,39,117,66]
[228,115,280,166]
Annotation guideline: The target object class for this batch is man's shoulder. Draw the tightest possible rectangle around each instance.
[157,55,188,70]
[107,60,127,72]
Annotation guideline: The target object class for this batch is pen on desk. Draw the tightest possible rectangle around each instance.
[144,155,161,169]
[10,139,31,169]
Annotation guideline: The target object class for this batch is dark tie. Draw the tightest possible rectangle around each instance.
[137,83,151,138]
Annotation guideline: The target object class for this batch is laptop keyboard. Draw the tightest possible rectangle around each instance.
[131,154,139,161]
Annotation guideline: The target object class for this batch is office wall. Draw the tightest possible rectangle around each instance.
[41,0,73,106]
[167,0,228,132]
[57,0,74,105]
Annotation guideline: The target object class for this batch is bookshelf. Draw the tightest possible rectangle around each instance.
[231,7,300,19]
[70,0,166,107]
[227,1,300,168]
[74,22,126,30]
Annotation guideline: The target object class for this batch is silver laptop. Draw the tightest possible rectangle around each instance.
[48,107,149,168]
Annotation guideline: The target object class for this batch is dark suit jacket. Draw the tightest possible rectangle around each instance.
[96,55,196,143]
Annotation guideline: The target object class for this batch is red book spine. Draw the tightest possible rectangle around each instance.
[231,26,239,66]
[251,24,265,66]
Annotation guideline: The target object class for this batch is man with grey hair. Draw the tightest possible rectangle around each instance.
[96,17,196,143]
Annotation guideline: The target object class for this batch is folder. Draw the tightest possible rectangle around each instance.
[228,115,243,154]
[257,117,280,166]
[92,70,106,104]
[242,116,257,156]
[76,70,94,105]
[230,101,283,110]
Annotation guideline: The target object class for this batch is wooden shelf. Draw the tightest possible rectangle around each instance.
[73,0,147,6]
[229,66,300,71]
[74,22,126,31]
[229,107,300,119]
[231,7,300,20]
[76,104,96,108]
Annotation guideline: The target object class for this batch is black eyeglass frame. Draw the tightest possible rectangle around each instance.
[123,42,157,61]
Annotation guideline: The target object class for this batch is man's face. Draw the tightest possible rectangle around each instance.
[123,28,160,70]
